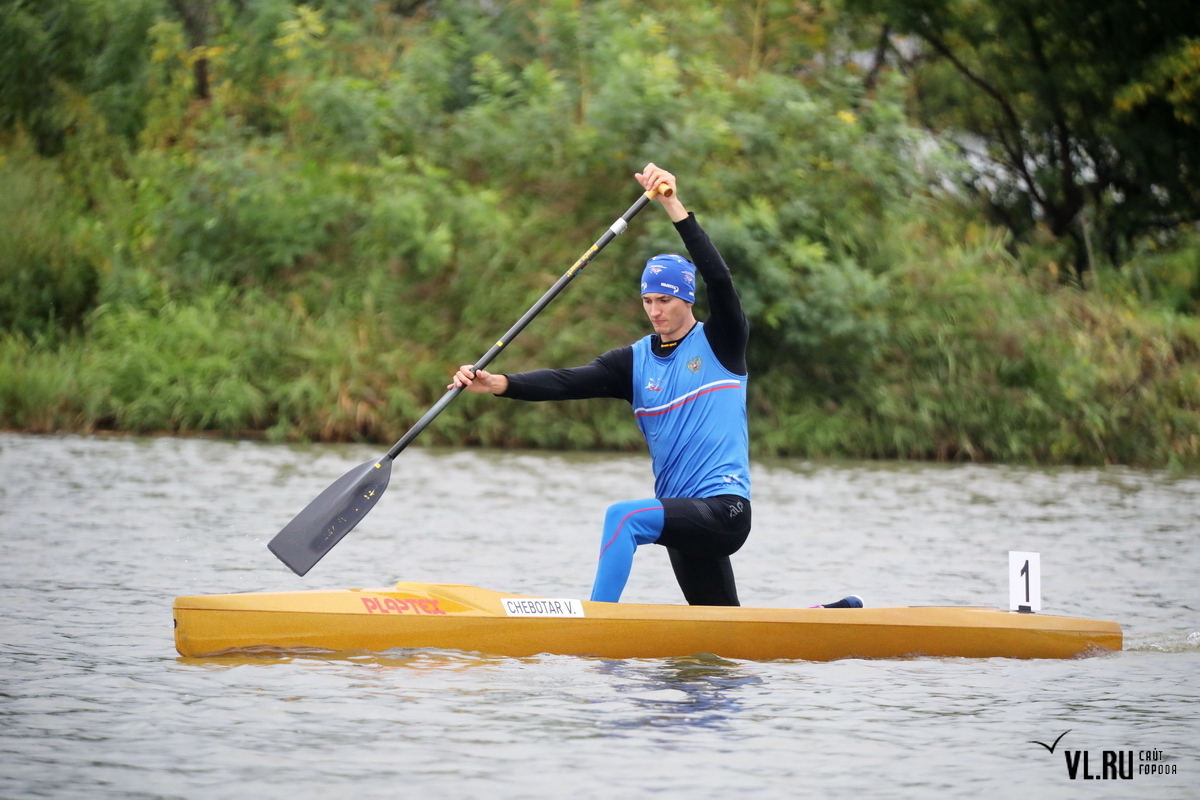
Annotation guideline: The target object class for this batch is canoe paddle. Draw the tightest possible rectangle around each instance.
[268,182,672,575]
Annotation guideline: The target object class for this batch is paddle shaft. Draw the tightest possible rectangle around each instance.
[267,182,671,576]
[383,184,670,461]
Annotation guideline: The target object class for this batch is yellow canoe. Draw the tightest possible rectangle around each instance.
[173,581,1121,661]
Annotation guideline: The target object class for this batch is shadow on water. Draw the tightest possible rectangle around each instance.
[175,646,766,731]
[590,652,764,731]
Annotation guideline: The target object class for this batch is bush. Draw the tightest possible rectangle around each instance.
[0,153,100,338]
[133,141,357,288]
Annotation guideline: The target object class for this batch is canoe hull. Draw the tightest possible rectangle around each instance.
[173,582,1122,661]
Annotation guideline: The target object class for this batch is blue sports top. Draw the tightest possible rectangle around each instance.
[501,214,751,500]
[632,322,750,500]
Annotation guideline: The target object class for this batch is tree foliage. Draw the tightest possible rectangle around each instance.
[846,0,1200,274]
[1,0,1199,465]
[0,0,158,152]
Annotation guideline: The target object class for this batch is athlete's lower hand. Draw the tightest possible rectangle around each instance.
[449,365,508,395]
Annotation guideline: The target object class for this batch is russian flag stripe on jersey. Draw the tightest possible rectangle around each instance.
[634,380,744,418]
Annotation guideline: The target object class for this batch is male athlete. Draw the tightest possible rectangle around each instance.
[451,163,751,606]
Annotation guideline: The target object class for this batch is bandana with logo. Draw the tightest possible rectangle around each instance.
[640,254,695,302]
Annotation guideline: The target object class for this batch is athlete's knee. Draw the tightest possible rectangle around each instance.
[602,499,664,548]
[603,501,633,531]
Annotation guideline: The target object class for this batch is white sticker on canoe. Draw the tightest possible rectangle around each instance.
[501,598,585,617]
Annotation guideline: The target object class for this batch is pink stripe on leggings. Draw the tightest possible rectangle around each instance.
[599,505,662,557]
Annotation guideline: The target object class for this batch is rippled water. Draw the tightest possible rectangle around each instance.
[2,433,1196,799]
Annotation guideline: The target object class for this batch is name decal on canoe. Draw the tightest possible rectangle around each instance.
[501,598,585,617]
[360,596,446,615]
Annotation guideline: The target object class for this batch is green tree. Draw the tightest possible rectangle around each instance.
[0,0,157,153]
[844,0,1200,275]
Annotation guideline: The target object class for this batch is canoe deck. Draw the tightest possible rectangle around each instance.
[173,582,1122,661]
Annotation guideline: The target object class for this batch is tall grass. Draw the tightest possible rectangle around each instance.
[4,228,1197,466]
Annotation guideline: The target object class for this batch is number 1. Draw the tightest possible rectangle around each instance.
[1020,559,1030,603]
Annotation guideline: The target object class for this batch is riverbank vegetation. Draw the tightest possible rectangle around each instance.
[2,0,1199,466]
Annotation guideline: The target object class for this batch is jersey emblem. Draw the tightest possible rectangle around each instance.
[645,377,664,392]
[687,356,702,373]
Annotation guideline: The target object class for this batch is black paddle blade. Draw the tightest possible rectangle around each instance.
[268,458,393,576]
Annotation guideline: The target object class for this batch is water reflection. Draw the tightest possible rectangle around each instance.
[591,654,763,731]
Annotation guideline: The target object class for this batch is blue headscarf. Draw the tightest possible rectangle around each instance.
[640,254,696,302]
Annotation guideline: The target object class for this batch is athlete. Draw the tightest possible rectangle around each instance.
[450,164,751,606]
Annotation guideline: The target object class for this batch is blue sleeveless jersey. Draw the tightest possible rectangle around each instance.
[631,322,751,500]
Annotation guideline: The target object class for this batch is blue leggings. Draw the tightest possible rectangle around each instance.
[591,499,664,603]
[590,495,751,604]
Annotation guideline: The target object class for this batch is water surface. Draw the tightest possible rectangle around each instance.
[1,433,1196,798]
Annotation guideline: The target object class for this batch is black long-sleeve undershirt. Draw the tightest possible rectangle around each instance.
[502,213,748,403]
